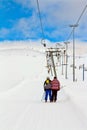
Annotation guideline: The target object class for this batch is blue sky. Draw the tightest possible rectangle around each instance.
[0,0,87,43]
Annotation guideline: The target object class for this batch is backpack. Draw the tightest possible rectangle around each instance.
[45,79,50,84]
[44,79,51,90]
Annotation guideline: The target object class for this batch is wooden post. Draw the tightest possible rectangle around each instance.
[50,51,57,78]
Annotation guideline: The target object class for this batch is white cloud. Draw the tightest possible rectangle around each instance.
[11,14,40,39]
[13,0,87,26]
[33,0,87,42]
[1,0,87,42]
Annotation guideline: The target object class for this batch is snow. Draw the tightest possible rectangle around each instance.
[0,43,87,130]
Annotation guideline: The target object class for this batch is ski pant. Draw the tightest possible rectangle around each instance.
[51,90,58,102]
[45,89,52,101]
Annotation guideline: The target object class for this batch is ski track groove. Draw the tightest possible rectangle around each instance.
[11,82,87,130]
[14,98,87,130]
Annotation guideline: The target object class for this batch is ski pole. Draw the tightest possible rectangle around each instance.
[41,92,45,101]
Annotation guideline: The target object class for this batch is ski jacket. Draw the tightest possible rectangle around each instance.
[44,80,52,90]
[51,79,60,91]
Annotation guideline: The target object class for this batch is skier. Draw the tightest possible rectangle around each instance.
[51,76,60,102]
[44,77,52,102]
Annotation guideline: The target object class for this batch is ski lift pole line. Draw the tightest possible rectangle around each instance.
[66,5,87,41]
[36,0,46,46]
[76,5,87,25]
[68,5,87,82]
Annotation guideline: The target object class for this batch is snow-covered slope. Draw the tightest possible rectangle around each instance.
[0,44,87,130]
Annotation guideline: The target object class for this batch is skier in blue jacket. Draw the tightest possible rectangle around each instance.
[44,77,52,102]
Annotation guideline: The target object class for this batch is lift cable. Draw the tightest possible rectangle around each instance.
[36,0,46,47]
[65,5,87,42]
